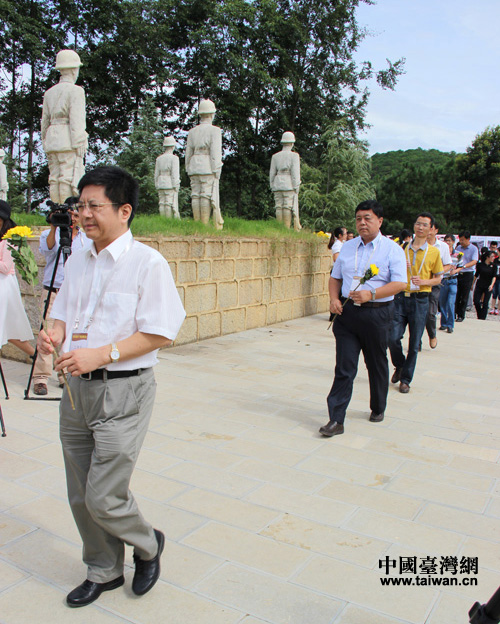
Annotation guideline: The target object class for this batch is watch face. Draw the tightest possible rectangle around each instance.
[111,349,119,361]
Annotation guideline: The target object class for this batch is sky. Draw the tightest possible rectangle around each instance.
[353,0,500,155]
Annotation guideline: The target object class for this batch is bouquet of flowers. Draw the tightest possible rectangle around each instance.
[328,264,379,329]
[2,226,38,286]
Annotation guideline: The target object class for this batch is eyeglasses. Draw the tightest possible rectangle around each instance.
[76,201,117,214]
[414,222,431,228]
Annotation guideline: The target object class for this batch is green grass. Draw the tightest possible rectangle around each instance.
[13,212,319,240]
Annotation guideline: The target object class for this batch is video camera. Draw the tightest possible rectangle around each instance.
[45,197,78,228]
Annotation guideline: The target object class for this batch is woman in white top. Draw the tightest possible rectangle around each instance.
[327,226,347,263]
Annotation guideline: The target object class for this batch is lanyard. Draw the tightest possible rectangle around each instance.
[406,244,429,278]
[354,236,379,275]
[73,239,133,331]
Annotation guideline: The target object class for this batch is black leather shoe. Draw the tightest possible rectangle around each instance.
[447,328,453,333]
[319,421,344,437]
[369,412,384,422]
[132,529,165,596]
[391,368,402,384]
[399,382,410,394]
[66,576,124,607]
[456,317,464,322]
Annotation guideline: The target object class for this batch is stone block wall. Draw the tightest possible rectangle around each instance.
[1,234,332,358]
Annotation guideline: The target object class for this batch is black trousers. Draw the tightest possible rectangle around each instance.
[327,300,394,424]
[425,284,441,339]
[473,284,493,319]
[455,272,474,320]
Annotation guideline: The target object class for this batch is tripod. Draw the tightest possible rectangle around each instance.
[0,361,8,436]
[24,224,72,401]
[470,586,500,623]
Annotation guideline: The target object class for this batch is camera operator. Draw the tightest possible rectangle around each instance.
[33,203,90,395]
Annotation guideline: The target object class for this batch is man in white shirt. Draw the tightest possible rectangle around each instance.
[38,166,185,608]
[423,223,451,349]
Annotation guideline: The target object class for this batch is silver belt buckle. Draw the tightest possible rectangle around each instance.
[80,372,92,381]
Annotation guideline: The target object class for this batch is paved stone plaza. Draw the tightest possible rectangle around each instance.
[0,313,499,624]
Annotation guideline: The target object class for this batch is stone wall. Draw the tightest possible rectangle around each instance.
[1,235,331,358]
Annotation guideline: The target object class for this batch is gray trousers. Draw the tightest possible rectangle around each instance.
[60,368,157,583]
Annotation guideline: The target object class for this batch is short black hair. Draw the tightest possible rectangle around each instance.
[458,230,471,239]
[415,212,435,227]
[355,200,383,218]
[444,233,455,242]
[398,228,412,241]
[333,226,345,238]
[78,166,139,225]
[490,241,498,246]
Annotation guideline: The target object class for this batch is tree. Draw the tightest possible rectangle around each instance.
[456,126,500,233]
[299,120,373,231]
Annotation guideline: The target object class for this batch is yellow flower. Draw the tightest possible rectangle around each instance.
[370,263,379,275]
[393,237,399,243]
[2,225,34,239]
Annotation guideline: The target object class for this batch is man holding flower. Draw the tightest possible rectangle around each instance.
[319,200,407,437]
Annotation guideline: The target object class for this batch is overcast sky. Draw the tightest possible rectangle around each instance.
[354,0,500,155]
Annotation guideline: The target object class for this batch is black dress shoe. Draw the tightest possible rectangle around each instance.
[369,412,384,422]
[391,368,402,384]
[399,382,410,394]
[456,317,464,322]
[319,421,344,437]
[132,529,165,596]
[66,576,124,607]
[447,328,453,333]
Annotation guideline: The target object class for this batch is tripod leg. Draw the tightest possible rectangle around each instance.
[0,404,6,436]
[0,362,9,400]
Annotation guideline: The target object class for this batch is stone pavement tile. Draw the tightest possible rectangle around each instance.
[224,409,315,433]
[237,617,271,624]
[389,420,468,443]
[183,522,310,577]
[155,438,242,469]
[246,483,356,526]
[425,592,476,624]
[417,503,500,542]
[345,508,463,554]
[465,433,500,449]
[0,476,39,511]
[0,448,48,479]
[158,539,223,589]
[0,512,35,547]
[134,448,180,473]
[297,456,394,488]
[0,429,51,454]
[153,421,237,446]
[24,441,65,468]
[386,476,489,513]
[459,536,500,572]
[418,436,499,461]
[219,438,304,467]
[129,469,189,502]
[100,573,241,624]
[335,604,410,624]
[311,444,404,474]
[163,463,260,498]
[397,461,494,492]
[5,496,80,544]
[226,426,325,454]
[195,563,342,624]
[0,558,27,590]
[447,455,500,479]
[19,466,68,499]
[0,578,133,624]
[260,514,389,568]
[348,420,422,446]
[485,497,500,518]
[454,402,499,417]
[293,555,436,624]
[134,496,206,541]
[0,529,84,590]
[231,459,328,493]
[319,480,422,520]
[171,488,280,531]
[364,439,452,465]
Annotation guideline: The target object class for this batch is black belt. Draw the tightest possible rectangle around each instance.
[43,285,59,293]
[79,368,149,381]
[403,291,429,298]
[343,298,391,308]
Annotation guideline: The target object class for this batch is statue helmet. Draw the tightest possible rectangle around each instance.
[163,136,176,148]
[198,99,216,115]
[55,49,82,70]
[281,131,295,144]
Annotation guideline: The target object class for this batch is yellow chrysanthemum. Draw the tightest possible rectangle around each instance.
[2,225,34,240]
[370,264,379,275]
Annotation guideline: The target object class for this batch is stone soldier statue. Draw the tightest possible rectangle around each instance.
[155,136,180,219]
[269,131,301,230]
[185,99,223,229]
[0,149,8,201]
[41,49,88,204]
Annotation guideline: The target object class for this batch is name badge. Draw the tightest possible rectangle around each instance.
[350,276,362,306]
[70,332,88,351]
[410,279,420,291]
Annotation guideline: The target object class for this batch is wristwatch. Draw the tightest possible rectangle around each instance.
[371,289,377,301]
[110,343,120,363]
